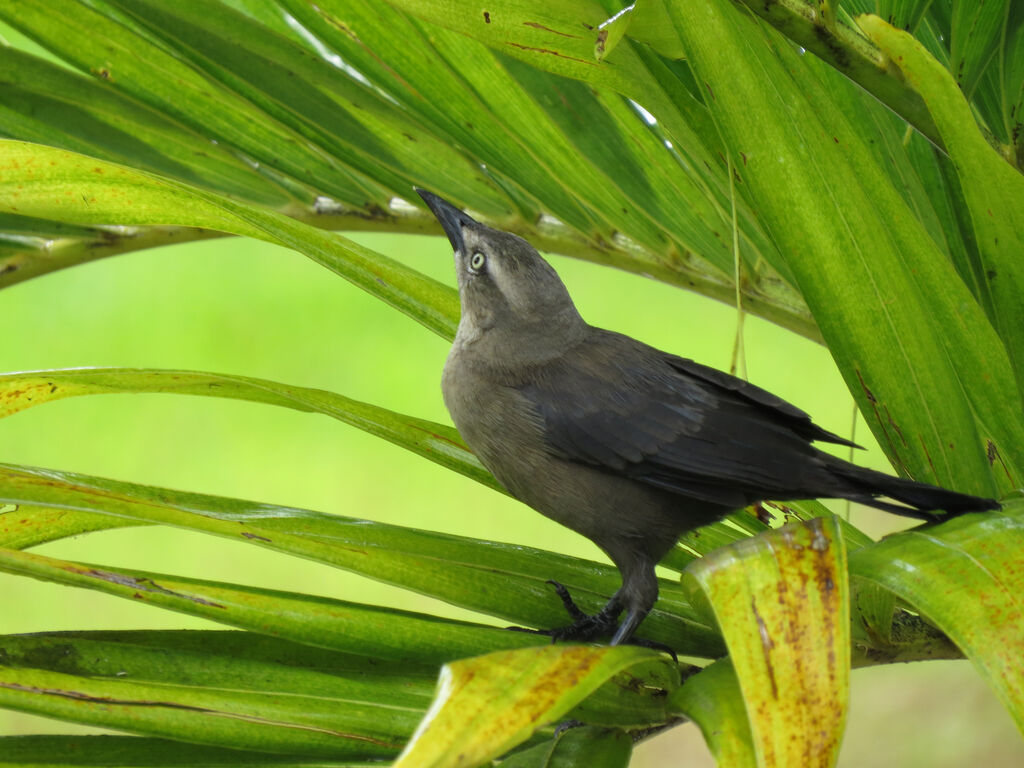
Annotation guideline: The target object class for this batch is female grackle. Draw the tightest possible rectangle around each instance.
[417,189,1001,646]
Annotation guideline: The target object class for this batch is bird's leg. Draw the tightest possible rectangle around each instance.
[609,608,645,646]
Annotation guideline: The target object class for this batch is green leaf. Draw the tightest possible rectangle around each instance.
[0,632,421,758]
[859,14,1024,406]
[869,0,934,33]
[0,45,297,208]
[382,0,625,89]
[1,0,386,209]
[666,0,1024,497]
[499,725,632,768]
[848,498,1024,733]
[603,1,685,60]
[102,0,509,216]
[848,577,962,666]
[721,0,944,148]
[0,547,539,666]
[0,505,140,550]
[0,367,771,583]
[393,645,676,768]
[0,368,497,492]
[0,1,824,340]
[0,140,459,338]
[0,463,723,656]
[668,658,756,768]
[948,0,1010,97]
[0,734,370,767]
[969,5,1024,149]
[683,517,850,768]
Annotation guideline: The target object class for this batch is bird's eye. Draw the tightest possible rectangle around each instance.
[468,251,486,273]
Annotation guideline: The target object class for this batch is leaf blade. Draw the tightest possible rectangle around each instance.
[848,499,1024,732]
[0,462,722,656]
[684,517,850,768]
[0,140,459,338]
[0,367,495,492]
[393,645,676,768]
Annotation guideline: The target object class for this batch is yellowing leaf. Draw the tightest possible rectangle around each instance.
[394,644,676,768]
[684,516,849,768]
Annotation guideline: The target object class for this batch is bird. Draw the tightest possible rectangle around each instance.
[415,188,1002,647]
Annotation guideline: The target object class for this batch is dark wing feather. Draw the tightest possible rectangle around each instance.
[667,356,861,448]
[520,329,847,507]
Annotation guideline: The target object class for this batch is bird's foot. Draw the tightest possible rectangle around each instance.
[506,581,677,661]
[544,580,621,641]
[505,580,619,641]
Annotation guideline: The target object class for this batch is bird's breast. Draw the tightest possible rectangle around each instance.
[442,351,542,466]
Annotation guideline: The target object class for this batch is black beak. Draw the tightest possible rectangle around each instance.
[416,188,478,254]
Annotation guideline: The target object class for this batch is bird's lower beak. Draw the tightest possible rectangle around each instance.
[415,188,478,254]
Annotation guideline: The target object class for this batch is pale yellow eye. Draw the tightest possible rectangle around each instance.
[469,252,486,272]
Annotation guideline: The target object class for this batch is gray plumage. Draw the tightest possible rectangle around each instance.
[417,189,1001,647]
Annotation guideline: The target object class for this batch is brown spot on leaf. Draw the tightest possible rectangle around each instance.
[504,42,595,65]
[0,682,401,745]
[854,368,876,403]
[751,598,778,698]
[523,21,580,38]
[917,436,937,479]
[67,566,226,609]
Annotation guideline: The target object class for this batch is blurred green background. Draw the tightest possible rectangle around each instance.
[0,232,1017,765]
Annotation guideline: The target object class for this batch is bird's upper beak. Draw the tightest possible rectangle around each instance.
[416,188,479,254]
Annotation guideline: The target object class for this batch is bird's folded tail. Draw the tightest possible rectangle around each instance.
[824,459,1001,521]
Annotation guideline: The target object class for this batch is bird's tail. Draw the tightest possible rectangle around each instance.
[824,458,1001,521]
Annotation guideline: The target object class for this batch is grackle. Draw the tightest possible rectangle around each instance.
[417,189,1001,646]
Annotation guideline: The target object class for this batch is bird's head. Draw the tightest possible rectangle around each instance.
[416,189,585,357]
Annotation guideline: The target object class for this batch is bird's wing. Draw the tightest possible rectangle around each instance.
[664,356,859,447]
[519,330,848,507]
